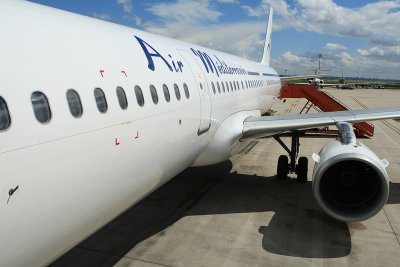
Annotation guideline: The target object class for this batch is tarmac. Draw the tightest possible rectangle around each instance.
[50,89,400,267]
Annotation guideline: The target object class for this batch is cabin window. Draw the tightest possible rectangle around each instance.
[236,81,239,90]
[135,86,145,107]
[230,81,233,91]
[163,84,170,102]
[0,96,11,131]
[241,81,244,90]
[226,82,229,92]
[221,82,225,93]
[150,85,159,104]
[183,83,190,99]
[31,91,52,123]
[234,82,237,91]
[217,82,221,93]
[116,86,128,110]
[174,83,181,101]
[246,81,248,89]
[211,82,216,94]
[94,88,108,113]
[66,89,83,118]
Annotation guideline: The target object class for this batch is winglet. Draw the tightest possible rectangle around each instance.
[261,7,273,66]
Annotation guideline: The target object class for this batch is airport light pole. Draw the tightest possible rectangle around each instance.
[318,53,322,72]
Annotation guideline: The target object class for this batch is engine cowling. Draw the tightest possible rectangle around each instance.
[312,123,390,222]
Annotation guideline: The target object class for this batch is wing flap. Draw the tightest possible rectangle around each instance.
[243,108,400,137]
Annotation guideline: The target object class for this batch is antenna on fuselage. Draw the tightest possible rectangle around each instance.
[261,7,273,66]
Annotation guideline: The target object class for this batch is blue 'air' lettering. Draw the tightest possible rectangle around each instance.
[134,35,183,73]
[191,49,219,77]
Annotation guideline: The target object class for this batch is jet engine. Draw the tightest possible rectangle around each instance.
[312,122,389,222]
[308,78,324,84]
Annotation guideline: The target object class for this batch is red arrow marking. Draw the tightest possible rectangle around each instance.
[121,70,127,77]
[100,70,105,77]
[134,131,139,139]
[115,138,120,145]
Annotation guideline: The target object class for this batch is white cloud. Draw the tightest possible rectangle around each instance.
[134,15,142,26]
[240,0,400,47]
[147,0,221,25]
[217,0,239,3]
[144,0,265,58]
[117,0,133,14]
[324,43,347,50]
[92,13,112,21]
[357,46,400,61]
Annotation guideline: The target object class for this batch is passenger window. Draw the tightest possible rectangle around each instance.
[211,82,216,94]
[116,86,128,110]
[236,81,239,90]
[31,91,52,123]
[135,85,145,107]
[226,82,229,92]
[0,96,11,131]
[66,89,83,118]
[174,83,181,100]
[241,81,244,90]
[163,84,170,102]
[150,85,159,104]
[234,82,237,91]
[221,82,225,92]
[230,81,233,91]
[217,82,221,93]
[183,83,190,99]
[94,88,108,113]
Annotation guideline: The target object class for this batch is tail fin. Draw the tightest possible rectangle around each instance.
[261,8,273,65]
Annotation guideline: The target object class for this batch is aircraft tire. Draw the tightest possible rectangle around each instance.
[297,157,308,183]
[277,155,289,180]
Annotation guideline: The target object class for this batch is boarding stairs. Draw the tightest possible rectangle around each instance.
[280,84,374,137]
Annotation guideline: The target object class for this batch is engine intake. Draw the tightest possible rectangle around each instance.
[312,122,389,222]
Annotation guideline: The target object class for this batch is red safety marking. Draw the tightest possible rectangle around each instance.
[115,138,120,146]
[100,70,105,77]
[134,131,139,139]
[121,70,127,77]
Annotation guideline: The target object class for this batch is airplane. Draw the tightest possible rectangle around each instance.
[1,1,400,266]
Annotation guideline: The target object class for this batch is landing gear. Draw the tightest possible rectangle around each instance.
[274,131,308,183]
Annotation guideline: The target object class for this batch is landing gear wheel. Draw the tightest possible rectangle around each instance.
[277,155,289,180]
[297,157,308,183]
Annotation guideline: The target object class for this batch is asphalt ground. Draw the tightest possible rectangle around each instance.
[51,89,400,267]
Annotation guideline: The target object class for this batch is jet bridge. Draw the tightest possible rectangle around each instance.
[280,84,374,137]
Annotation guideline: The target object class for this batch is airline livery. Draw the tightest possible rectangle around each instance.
[1,1,400,266]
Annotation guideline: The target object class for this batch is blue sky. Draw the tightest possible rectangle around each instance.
[29,0,400,80]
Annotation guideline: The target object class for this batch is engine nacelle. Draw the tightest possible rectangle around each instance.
[312,123,390,222]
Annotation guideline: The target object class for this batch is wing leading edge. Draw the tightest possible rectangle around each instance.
[243,108,400,137]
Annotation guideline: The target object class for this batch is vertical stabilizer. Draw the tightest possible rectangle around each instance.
[261,8,273,65]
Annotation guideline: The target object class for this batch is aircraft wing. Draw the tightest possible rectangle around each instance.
[243,108,400,137]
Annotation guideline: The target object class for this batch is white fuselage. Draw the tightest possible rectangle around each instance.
[0,1,281,266]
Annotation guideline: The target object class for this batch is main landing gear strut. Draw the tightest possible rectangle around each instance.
[274,131,308,183]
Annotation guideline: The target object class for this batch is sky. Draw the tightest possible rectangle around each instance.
[28,0,400,80]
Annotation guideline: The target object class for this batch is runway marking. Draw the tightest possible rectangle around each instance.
[352,97,400,135]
